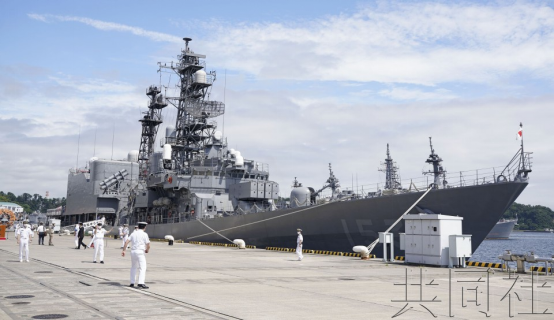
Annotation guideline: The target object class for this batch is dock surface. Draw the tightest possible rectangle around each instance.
[1,234,553,319]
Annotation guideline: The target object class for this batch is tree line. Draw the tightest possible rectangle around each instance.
[0,191,66,213]
[503,202,554,231]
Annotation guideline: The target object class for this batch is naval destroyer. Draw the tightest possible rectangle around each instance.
[64,38,532,255]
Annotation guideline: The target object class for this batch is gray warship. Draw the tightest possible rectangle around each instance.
[486,218,518,239]
[63,38,532,255]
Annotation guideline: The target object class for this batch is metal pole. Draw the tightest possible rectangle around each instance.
[367,187,433,253]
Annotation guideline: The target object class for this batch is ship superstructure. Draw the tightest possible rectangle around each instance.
[131,38,279,224]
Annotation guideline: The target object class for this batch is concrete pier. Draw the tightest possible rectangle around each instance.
[1,235,553,319]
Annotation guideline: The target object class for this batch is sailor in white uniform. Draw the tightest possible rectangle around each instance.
[16,221,34,262]
[92,223,113,264]
[122,224,130,249]
[122,222,150,289]
[74,224,79,248]
[296,228,303,261]
[118,225,124,248]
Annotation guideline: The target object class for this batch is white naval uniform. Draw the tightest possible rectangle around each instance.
[296,233,303,261]
[92,228,106,262]
[17,226,34,262]
[129,229,150,285]
[119,226,124,247]
[123,227,129,248]
[74,225,79,247]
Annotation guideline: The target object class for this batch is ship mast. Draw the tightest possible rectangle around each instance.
[423,137,447,189]
[379,143,402,190]
[137,86,167,181]
[160,37,225,173]
[517,122,532,179]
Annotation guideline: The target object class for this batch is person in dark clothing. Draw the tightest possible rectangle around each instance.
[77,223,88,249]
[37,222,46,245]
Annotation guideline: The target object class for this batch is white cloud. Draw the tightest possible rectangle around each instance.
[28,2,554,86]
[28,13,182,43]
[48,76,136,93]
[0,73,143,137]
[379,87,457,100]
[196,1,554,85]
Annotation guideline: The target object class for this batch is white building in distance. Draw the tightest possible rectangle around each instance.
[0,202,24,214]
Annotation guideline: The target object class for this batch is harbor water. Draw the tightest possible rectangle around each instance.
[471,231,554,266]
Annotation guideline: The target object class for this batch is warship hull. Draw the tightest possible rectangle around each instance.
[486,219,517,239]
[144,181,527,255]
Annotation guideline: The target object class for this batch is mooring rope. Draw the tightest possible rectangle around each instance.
[187,200,337,240]
[196,219,234,243]
[366,187,432,254]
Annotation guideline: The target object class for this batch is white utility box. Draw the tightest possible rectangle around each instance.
[379,232,393,243]
[449,235,471,257]
[399,233,406,250]
[448,234,472,267]
[403,214,468,267]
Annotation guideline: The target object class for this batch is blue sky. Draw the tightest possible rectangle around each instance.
[1,0,554,209]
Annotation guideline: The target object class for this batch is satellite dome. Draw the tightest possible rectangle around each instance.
[213,131,223,141]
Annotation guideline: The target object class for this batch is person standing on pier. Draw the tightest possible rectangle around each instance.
[122,224,130,248]
[74,224,79,248]
[118,225,124,247]
[122,222,150,289]
[48,223,55,246]
[120,224,129,248]
[92,222,113,264]
[296,228,303,261]
[77,222,87,249]
[16,221,34,262]
[37,222,46,245]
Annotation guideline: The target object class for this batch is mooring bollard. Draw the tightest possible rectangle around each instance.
[165,235,175,246]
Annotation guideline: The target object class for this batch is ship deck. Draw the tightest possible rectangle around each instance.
[1,234,552,319]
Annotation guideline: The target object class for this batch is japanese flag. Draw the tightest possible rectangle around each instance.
[517,126,522,140]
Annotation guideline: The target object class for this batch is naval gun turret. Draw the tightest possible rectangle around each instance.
[290,178,312,208]
[290,164,343,207]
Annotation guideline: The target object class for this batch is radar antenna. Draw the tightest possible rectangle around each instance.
[138,85,168,181]
[423,137,447,189]
[311,163,341,200]
[379,143,402,190]
[158,37,225,173]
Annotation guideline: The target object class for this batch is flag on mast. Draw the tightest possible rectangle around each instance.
[517,123,522,140]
